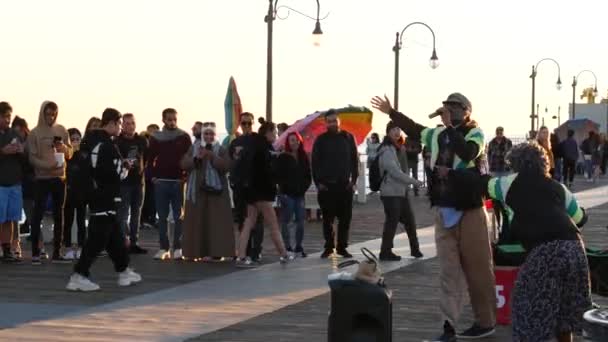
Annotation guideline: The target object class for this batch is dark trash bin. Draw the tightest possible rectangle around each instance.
[327,279,392,342]
[587,248,608,297]
[583,308,608,341]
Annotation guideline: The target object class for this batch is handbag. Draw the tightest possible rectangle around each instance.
[337,248,385,287]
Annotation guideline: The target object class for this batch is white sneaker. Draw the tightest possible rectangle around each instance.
[64,249,77,260]
[118,267,142,287]
[172,249,183,260]
[154,249,170,260]
[235,257,258,268]
[66,273,101,292]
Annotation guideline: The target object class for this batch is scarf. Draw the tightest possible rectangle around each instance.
[186,139,202,203]
[153,126,188,142]
[185,140,222,203]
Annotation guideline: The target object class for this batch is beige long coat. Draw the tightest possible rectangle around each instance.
[180,144,235,259]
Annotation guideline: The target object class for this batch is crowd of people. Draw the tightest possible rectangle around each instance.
[2,102,414,287]
[0,94,599,341]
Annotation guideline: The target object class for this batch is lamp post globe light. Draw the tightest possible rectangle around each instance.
[265,0,328,122]
[393,22,439,111]
[571,70,598,120]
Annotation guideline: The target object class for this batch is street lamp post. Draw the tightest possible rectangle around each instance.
[265,0,327,122]
[393,22,439,111]
[571,70,598,120]
[530,58,562,138]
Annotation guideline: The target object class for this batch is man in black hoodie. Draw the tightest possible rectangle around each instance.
[312,109,359,258]
[67,108,141,292]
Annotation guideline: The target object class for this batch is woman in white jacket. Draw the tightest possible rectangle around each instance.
[378,122,425,260]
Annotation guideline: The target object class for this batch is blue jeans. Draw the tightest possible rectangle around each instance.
[279,195,305,250]
[584,157,593,178]
[154,181,184,250]
[118,182,144,244]
[0,185,23,223]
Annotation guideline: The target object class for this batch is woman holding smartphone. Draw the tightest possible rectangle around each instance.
[181,122,234,261]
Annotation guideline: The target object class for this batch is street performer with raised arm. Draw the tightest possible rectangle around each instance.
[371,93,496,342]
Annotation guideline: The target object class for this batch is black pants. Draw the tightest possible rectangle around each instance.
[141,179,157,225]
[424,166,433,196]
[74,215,129,277]
[318,185,353,251]
[380,196,420,253]
[563,159,576,184]
[232,187,264,259]
[31,178,66,257]
[63,191,87,248]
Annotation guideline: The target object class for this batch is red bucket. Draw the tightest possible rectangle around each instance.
[495,266,519,325]
[484,199,493,210]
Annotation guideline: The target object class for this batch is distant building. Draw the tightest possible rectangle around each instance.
[569,103,608,134]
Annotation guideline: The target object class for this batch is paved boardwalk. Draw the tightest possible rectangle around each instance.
[0,178,606,341]
[192,200,608,342]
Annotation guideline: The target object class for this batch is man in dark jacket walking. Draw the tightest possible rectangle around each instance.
[312,109,359,258]
[560,129,579,188]
[67,108,141,292]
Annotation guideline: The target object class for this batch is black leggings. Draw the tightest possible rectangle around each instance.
[63,191,87,248]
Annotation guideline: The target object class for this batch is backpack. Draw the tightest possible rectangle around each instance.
[75,141,101,203]
[368,150,386,192]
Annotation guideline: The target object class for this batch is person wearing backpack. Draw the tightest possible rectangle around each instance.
[67,108,141,292]
[377,122,425,261]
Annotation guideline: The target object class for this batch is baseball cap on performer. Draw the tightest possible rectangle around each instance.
[443,93,472,112]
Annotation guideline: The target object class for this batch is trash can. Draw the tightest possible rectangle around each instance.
[583,308,608,341]
[327,279,392,342]
[586,248,608,297]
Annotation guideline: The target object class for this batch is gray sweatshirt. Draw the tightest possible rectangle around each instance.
[378,144,418,197]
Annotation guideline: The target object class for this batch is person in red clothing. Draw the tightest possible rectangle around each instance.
[146,108,192,261]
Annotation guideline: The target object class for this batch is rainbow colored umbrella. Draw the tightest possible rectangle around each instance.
[274,106,373,153]
[222,76,243,147]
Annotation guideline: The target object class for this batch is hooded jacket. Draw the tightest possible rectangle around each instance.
[27,101,73,179]
[85,129,128,214]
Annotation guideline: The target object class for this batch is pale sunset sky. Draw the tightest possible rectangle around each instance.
[2,0,607,139]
